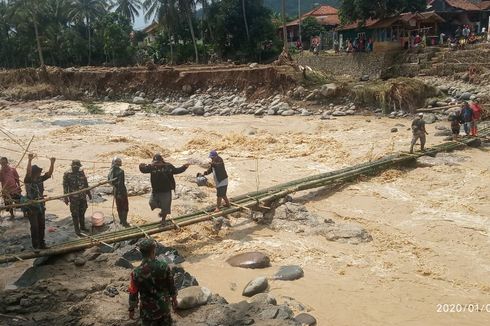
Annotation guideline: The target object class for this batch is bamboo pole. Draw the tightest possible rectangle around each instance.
[14,136,34,169]
[0,127,488,264]
[0,179,116,210]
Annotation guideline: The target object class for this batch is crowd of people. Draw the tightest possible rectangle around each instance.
[0,150,229,251]
[410,100,482,153]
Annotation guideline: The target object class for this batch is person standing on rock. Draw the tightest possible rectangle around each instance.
[108,157,130,227]
[0,157,22,219]
[470,100,482,136]
[128,239,178,325]
[139,154,189,226]
[24,154,55,250]
[63,160,92,235]
[203,150,230,212]
[410,113,428,154]
[461,102,473,136]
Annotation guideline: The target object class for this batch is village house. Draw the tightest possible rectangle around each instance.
[427,0,489,33]
[281,5,340,48]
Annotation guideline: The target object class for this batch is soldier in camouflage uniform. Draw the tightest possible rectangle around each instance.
[128,239,178,325]
[63,160,92,235]
[108,157,130,227]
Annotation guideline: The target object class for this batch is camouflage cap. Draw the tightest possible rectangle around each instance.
[138,238,156,252]
[71,159,82,167]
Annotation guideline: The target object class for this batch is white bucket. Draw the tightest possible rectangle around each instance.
[91,211,105,227]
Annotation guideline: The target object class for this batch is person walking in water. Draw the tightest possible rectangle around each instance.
[63,160,92,235]
[139,154,189,226]
[203,150,230,212]
[410,113,428,154]
[108,157,130,227]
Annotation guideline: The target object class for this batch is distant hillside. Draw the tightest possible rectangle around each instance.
[263,0,340,16]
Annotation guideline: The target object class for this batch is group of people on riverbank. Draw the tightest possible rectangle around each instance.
[0,150,229,250]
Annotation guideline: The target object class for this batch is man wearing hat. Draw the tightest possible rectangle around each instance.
[128,238,177,324]
[410,113,428,154]
[24,153,55,249]
[139,154,189,225]
[203,150,230,212]
[63,159,92,235]
[108,157,130,227]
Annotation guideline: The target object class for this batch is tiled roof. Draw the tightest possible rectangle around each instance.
[445,0,481,11]
[286,5,340,27]
[480,1,490,10]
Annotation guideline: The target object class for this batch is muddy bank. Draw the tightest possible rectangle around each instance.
[0,65,296,101]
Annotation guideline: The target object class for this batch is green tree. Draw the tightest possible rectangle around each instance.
[110,0,142,23]
[301,16,324,41]
[69,0,107,65]
[8,0,47,69]
[97,12,133,64]
[339,0,426,23]
[177,0,199,63]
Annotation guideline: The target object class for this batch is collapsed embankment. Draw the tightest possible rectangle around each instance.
[0,65,297,101]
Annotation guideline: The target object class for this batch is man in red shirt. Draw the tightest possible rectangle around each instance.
[470,100,482,136]
[0,157,21,218]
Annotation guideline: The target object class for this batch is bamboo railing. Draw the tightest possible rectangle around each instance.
[0,125,488,264]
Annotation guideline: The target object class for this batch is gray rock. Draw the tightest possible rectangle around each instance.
[182,85,193,94]
[242,277,268,297]
[192,106,205,116]
[332,110,346,117]
[300,109,312,116]
[417,153,466,167]
[267,109,276,115]
[345,110,355,115]
[74,257,86,267]
[248,293,277,305]
[220,108,231,115]
[181,100,194,109]
[360,75,369,81]
[132,96,146,104]
[177,286,211,310]
[273,265,304,281]
[171,108,190,115]
[254,108,264,115]
[434,129,452,137]
[312,223,372,244]
[115,257,133,269]
[294,313,317,325]
[320,112,331,120]
[422,113,437,124]
[226,252,271,269]
[281,110,296,116]
[320,83,338,97]
[459,92,473,100]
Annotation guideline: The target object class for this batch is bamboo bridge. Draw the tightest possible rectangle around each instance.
[0,125,488,264]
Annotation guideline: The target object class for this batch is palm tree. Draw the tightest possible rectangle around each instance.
[143,0,178,64]
[69,0,107,65]
[8,0,46,69]
[241,0,249,42]
[177,0,198,63]
[110,0,142,23]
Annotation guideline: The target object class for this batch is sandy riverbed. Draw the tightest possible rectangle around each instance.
[1,100,489,325]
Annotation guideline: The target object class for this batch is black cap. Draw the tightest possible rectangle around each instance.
[152,153,163,163]
[31,165,43,174]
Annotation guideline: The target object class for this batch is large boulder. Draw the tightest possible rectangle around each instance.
[171,108,190,116]
[226,252,271,269]
[422,113,437,124]
[242,277,268,297]
[248,293,277,305]
[177,286,211,310]
[320,83,338,98]
[294,313,317,325]
[311,222,372,244]
[273,265,304,281]
[132,96,146,104]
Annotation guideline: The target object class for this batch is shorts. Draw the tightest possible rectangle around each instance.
[149,192,172,214]
[217,185,228,198]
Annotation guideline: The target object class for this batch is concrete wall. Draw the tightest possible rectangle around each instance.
[297,51,399,79]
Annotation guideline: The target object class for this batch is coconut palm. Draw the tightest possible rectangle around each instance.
[69,0,107,65]
[110,0,142,23]
[8,0,47,69]
[177,0,198,63]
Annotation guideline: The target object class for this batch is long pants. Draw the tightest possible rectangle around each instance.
[27,207,46,249]
[463,122,471,135]
[141,316,172,326]
[115,194,129,225]
[410,131,426,152]
[70,199,88,234]
[471,120,478,136]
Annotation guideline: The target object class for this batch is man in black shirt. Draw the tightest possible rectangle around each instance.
[203,150,230,212]
[24,153,55,250]
[139,153,189,225]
